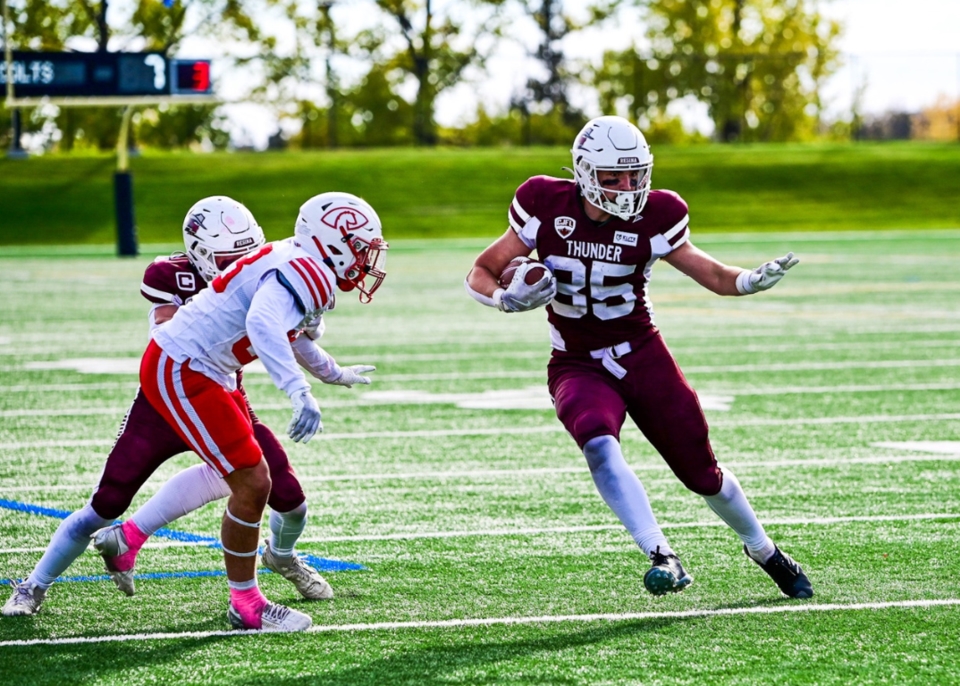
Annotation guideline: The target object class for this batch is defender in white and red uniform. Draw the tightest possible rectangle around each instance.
[466,116,812,600]
[3,195,385,631]
[136,191,387,632]
[88,197,373,604]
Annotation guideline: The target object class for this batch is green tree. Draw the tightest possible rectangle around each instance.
[593,0,842,142]
[366,0,500,146]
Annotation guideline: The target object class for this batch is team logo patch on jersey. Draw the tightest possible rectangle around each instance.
[613,231,638,247]
[555,216,576,239]
[176,272,197,291]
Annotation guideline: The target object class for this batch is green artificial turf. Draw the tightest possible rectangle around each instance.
[1,231,960,683]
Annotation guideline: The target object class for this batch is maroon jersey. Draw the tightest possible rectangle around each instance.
[509,176,689,353]
[140,255,204,306]
[139,254,251,395]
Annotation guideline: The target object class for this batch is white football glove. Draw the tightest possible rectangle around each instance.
[736,252,800,295]
[288,389,322,443]
[496,262,558,313]
[327,365,376,388]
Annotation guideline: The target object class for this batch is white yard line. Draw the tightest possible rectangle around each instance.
[2,451,959,496]
[3,512,958,554]
[297,513,960,543]
[6,357,960,386]
[9,379,960,398]
[5,413,960,449]
[2,598,958,647]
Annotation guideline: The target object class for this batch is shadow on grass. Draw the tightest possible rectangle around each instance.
[1,618,688,685]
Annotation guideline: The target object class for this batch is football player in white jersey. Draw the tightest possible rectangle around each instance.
[3,194,386,630]
[135,191,387,631]
[465,115,811,600]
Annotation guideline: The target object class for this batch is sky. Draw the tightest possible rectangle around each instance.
[33,0,960,147]
[218,0,960,147]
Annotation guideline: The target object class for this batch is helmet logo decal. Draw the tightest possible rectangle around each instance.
[321,207,369,233]
[184,212,207,237]
[575,127,597,150]
[555,216,576,239]
[618,157,639,164]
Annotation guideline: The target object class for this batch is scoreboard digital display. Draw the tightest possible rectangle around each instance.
[1,52,213,98]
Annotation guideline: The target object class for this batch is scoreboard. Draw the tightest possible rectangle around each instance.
[1,51,212,98]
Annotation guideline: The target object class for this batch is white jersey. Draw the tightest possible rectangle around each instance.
[154,238,336,397]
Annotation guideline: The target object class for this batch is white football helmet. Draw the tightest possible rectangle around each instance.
[182,196,265,282]
[294,192,388,303]
[571,116,653,220]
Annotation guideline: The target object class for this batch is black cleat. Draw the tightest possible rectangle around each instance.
[745,545,813,599]
[643,547,693,596]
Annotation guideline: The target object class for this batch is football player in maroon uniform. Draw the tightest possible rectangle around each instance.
[4,197,373,621]
[465,115,811,599]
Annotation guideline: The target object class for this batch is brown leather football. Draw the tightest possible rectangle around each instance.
[499,256,550,289]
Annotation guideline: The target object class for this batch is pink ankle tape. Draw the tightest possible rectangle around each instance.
[110,521,149,572]
[230,587,268,629]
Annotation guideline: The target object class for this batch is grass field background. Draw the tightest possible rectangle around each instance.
[2,142,960,246]
[1,231,960,684]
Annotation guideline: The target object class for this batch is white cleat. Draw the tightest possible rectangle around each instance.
[2,581,46,617]
[91,524,136,596]
[261,540,334,600]
[228,602,313,632]
[91,524,130,558]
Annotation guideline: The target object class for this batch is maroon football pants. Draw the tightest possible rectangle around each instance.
[90,389,306,520]
[547,333,722,496]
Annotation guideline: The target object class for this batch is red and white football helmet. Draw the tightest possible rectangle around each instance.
[182,196,265,282]
[294,192,388,303]
[571,116,653,220]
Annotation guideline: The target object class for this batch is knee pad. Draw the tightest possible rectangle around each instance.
[266,470,306,513]
[677,465,723,496]
[570,412,621,450]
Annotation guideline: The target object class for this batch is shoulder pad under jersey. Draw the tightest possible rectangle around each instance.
[141,256,203,305]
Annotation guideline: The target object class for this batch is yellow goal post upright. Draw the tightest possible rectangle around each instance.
[2,0,217,255]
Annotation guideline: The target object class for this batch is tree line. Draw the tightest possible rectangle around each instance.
[0,0,887,151]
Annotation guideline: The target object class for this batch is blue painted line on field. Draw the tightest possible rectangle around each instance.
[2,553,365,586]
[0,499,218,544]
[0,498,366,576]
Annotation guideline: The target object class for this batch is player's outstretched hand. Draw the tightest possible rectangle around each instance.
[737,252,799,294]
[329,365,376,388]
[499,263,558,312]
[288,389,322,443]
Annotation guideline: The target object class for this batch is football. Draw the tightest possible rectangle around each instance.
[499,256,551,289]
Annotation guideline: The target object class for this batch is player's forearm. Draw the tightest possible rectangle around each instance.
[466,265,500,298]
[291,335,342,383]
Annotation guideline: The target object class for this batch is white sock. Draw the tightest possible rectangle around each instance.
[269,502,307,558]
[130,463,231,536]
[583,435,673,558]
[26,503,112,589]
[702,466,775,562]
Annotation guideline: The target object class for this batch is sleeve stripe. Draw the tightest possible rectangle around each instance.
[671,229,690,249]
[288,260,321,311]
[508,212,524,234]
[663,215,689,241]
[140,282,176,303]
[290,257,331,310]
[297,257,333,305]
[511,196,530,222]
